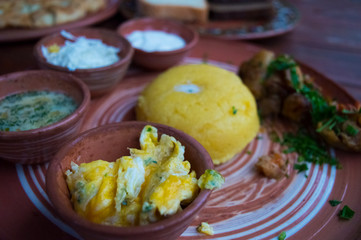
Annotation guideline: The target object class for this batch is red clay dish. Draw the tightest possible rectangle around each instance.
[34,28,134,97]
[0,70,90,164]
[46,121,213,240]
[117,17,198,70]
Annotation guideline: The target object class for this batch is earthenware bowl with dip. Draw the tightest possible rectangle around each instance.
[117,18,198,70]
[0,70,90,165]
[46,121,213,240]
[34,28,134,97]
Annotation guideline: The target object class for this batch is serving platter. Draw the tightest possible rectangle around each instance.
[0,38,360,240]
[0,0,120,43]
[119,0,299,40]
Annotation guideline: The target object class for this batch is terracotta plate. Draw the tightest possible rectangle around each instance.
[0,0,120,43]
[119,0,299,40]
[0,39,360,240]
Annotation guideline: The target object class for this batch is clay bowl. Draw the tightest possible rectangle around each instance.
[34,28,134,97]
[117,18,198,70]
[46,121,213,240]
[0,70,90,164]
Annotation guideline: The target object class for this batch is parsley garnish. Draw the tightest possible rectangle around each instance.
[345,124,359,136]
[142,202,153,213]
[266,55,297,80]
[339,205,355,220]
[281,130,340,167]
[293,163,308,173]
[144,157,157,166]
[232,106,238,115]
[246,150,252,155]
[329,200,342,207]
[278,231,287,240]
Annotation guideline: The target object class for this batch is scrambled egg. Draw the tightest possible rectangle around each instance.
[198,169,225,190]
[197,222,214,235]
[65,125,201,226]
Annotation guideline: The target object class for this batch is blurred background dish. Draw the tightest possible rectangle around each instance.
[0,0,120,43]
[117,18,198,70]
[34,28,134,97]
[0,70,90,164]
[119,0,299,40]
[46,121,213,240]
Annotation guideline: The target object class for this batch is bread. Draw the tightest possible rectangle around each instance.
[138,0,209,24]
[136,64,260,165]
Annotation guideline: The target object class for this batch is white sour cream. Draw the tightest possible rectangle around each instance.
[174,83,201,93]
[42,33,120,71]
[126,30,186,52]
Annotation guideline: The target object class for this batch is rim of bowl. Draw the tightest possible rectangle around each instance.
[0,70,90,138]
[46,121,213,236]
[116,17,199,56]
[34,27,134,73]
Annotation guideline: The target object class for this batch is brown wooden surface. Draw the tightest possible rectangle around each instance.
[0,0,360,102]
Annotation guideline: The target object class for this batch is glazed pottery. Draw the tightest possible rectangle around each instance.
[34,28,134,97]
[117,18,198,70]
[46,121,213,240]
[0,70,90,164]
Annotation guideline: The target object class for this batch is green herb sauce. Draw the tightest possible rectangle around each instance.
[0,91,78,131]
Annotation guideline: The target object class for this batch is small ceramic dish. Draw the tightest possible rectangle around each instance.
[34,28,134,97]
[46,121,213,240]
[0,70,90,164]
[117,18,198,70]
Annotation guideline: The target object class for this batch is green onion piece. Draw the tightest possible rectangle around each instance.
[232,106,238,115]
[329,200,342,207]
[278,231,287,240]
[294,163,308,173]
[345,124,359,136]
[339,205,355,220]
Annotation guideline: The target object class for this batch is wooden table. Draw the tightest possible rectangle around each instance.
[0,0,360,102]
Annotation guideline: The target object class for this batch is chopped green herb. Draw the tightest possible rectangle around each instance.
[345,124,359,136]
[341,109,356,114]
[256,135,263,140]
[142,202,153,213]
[294,163,308,173]
[280,129,340,167]
[278,231,287,240]
[246,150,252,155]
[232,106,238,115]
[339,205,355,220]
[269,131,281,143]
[329,200,342,207]
[147,127,152,132]
[266,55,297,80]
[0,91,77,132]
[122,200,128,206]
[144,157,157,166]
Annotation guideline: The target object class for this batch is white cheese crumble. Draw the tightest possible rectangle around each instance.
[174,83,201,93]
[126,30,186,52]
[41,32,120,71]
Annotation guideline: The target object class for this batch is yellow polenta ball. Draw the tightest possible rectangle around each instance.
[136,64,259,164]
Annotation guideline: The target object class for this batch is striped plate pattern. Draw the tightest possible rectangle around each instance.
[15,58,336,240]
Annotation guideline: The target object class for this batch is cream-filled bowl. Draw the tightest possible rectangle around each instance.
[117,18,198,70]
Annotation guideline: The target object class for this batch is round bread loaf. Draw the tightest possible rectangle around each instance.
[136,64,259,164]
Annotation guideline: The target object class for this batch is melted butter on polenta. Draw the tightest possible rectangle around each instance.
[65,125,224,226]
